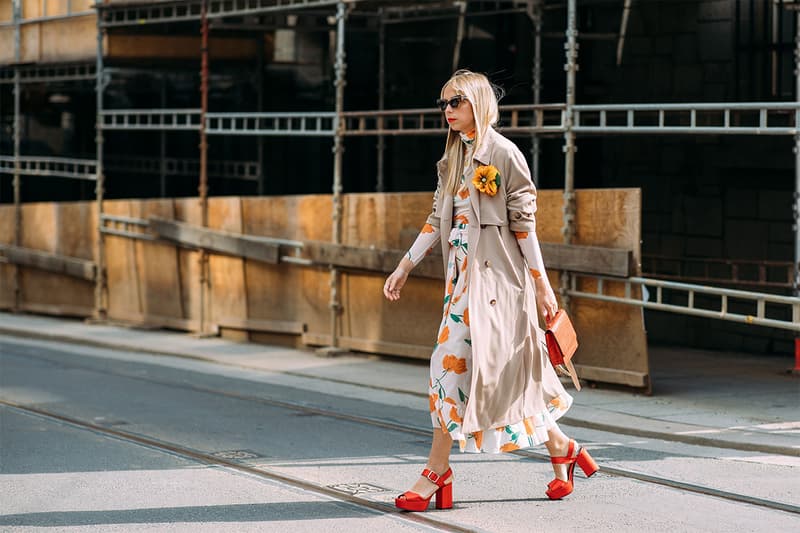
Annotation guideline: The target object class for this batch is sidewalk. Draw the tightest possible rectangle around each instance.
[1,311,798,456]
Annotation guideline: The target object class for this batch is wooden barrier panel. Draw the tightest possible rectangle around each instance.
[16,202,95,317]
[0,205,15,310]
[0,188,647,388]
[537,188,649,389]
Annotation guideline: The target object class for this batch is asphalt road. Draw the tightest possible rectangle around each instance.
[1,336,798,532]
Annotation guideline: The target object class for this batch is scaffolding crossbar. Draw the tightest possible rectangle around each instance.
[0,156,97,181]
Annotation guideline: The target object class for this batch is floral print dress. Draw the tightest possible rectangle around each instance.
[406,134,573,453]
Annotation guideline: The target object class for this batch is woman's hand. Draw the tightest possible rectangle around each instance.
[535,277,559,323]
[383,266,409,301]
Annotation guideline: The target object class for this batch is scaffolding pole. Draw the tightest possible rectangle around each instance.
[160,75,167,198]
[794,7,800,372]
[328,1,347,352]
[376,7,385,192]
[199,0,211,334]
[256,33,266,196]
[94,5,107,320]
[12,0,21,312]
[529,0,543,185]
[561,0,578,310]
[452,1,466,72]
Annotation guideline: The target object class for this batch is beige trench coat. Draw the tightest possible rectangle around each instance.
[426,127,563,435]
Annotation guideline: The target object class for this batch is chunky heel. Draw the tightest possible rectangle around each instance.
[395,468,454,512]
[435,482,453,509]
[576,448,599,477]
[545,440,598,500]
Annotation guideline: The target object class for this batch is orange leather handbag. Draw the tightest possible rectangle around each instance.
[545,309,581,391]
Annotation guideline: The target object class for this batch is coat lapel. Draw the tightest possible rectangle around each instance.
[468,127,496,225]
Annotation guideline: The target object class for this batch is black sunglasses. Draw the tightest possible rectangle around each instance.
[435,95,468,111]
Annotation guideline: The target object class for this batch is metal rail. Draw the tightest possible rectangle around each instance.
[206,112,336,136]
[0,10,95,27]
[568,275,800,333]
[91,103,800,137]
[340,104,567,136]
[573,102,800,135]
[0,156,97,180]
[105,156,260,181]
[642,255,796,290]
[100,109,202,131]
[97,0,348,27]
[0,62,96,85]
[99,214,158,242]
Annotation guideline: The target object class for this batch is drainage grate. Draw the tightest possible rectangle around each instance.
[210,449,264,461]
[328,482,391,496]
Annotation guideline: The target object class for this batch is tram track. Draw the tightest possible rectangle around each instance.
[2,346,799,518]
[0,400,473,533]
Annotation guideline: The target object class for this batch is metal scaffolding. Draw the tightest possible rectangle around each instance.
[1,0,798,342]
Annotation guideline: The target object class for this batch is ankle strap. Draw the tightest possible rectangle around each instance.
[550,440,577,465]
[421,468,451,487]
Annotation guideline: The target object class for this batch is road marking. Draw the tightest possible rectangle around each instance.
[721,455,800,468]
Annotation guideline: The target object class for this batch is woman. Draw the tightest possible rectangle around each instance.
[383,70,598,511]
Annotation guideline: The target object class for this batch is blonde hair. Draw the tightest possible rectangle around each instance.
[440,70,502,195]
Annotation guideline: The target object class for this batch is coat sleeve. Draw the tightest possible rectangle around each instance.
[425,177,443,230]
[504,145,538,233]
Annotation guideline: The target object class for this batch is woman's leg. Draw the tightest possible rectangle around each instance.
[406,429,454,495]
[543,423,571,481]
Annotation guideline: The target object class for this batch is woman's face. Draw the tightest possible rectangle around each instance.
[441,86,475,134]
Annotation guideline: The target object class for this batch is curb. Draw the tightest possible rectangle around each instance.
[2,325,798,458]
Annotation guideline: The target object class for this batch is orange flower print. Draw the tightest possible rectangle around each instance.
[515,231,528,240]
[473,430,484,450]
[463,307,470,326]
[529,268,542,279]
[458,188,469,199]
[449,405,463,424]
[500,443,520,452]
[444,397,457,406]
[461,255,468,272]
[523,418,535,435]
[442,354,467,374]
[429,393,438,413]
[548,397,563,410]
[437,325,450,345]
[421,223,435,233]
[455,214,469,226]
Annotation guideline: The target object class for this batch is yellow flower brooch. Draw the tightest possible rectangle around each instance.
[472,165,500,196]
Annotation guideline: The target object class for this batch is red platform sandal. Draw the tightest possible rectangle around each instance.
[546,440,599,500]
[395,467,454,511]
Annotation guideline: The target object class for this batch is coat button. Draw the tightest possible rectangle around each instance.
[490,299,497,306]
[484,260,491,268]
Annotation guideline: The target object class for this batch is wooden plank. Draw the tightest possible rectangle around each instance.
[134,200,185,321]
[108,35,262,61]
[20,302,94,318]
[105,200,144,322]
[240,196,333,349]
[217,317,306,335]
[541,242,633,277]
[109,309,209,334]
[304,241,631,279]
[573,364,649,389]
[149,217,280,264]
[302,332,432,360]
[0,205,15,309]
[0,244,96,281]
[207,197,249,342]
